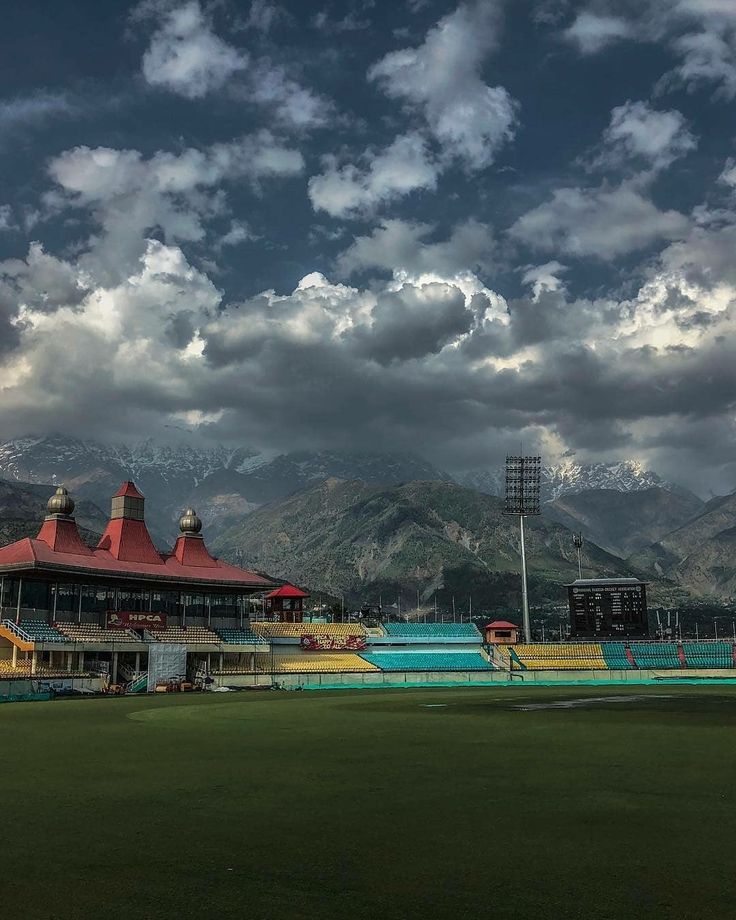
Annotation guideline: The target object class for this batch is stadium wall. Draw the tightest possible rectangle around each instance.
[211,668,736,688]
[0,675,104,696]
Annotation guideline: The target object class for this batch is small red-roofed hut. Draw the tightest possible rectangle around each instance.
[265,584,310,623]
[484,620,519,644]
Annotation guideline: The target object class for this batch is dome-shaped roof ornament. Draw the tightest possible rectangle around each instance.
[179,507,202,535]
[47,486,75,517]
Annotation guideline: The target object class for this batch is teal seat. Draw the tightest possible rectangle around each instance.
[629,643,681,669]
[360,652,494,671]
[682,642,732,668]
[214,628,267,645]
[601,643,633,669]
[382,623,481,639]
[13,620,70,643]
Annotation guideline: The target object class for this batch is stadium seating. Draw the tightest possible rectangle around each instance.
[508,643,608,670]
[682,642,733,668]
[381,622,481,639]
[628,643,682,669]
[256,653,379,673]
[490,644,513,666]
[360,652,494,671]
[251,622,366,639]
[0,659,31,675]
[0,658,84,677]
[149,626,219,643]
[214,627,268,645]
[6,620,70,643]
[601,643,632,669]
[55,624,142,642]
[493,642,734,671]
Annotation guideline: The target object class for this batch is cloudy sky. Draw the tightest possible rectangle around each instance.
[1,0,735,494]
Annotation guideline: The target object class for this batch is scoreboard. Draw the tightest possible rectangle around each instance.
[568,579,649,638]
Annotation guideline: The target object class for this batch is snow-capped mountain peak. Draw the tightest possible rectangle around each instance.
[459,459,669,500]
[542,460,664,500]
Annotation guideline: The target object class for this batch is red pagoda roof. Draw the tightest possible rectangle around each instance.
[173,534,221,568]
[0,480,275,589]
[0,536,273,587]
[113,481,145,499]
[485,620,519,629]
[36,517,94,556]
[265,584,310,598]
[97,517,162,565]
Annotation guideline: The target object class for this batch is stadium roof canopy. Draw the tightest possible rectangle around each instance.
[265,584,310,599]
[0,482,276,591]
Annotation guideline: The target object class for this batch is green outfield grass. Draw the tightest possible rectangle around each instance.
[2,685,736,920]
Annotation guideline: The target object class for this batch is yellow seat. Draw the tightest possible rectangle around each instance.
[251,622,366,640]
[56,624,141,642]
[509,643,608,670]
[254,653,378,673]
[151,627,219,644]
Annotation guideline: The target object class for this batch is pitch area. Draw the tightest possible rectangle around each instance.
[2,685,736,920]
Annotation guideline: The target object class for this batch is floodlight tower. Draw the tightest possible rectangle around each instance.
[504,455,541,643]
[573,532,584,580]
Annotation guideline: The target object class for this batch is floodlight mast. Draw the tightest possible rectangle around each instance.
[573,532,584,580]
[519,514,530,643]
[504,456,541,643]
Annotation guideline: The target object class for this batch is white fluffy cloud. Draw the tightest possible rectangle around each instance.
[593,100,697,171]
[0,240,222,432]
[520,261,568,300]
[245,60,332,129]
[670,27,736,97]
[563,12,632,54]
[308,133,438,218]
[719,157,736,187]
[334,217,503,310]
[310,2,515,224]
[141,1,247,98]
[368,1,517,169]
[137,0,331,128]
[46,133,303,281]
[510,183,690,259]
[563,1,736,97]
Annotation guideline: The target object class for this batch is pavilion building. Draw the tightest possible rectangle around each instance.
[0,482,276,624]
[0,482,279,682]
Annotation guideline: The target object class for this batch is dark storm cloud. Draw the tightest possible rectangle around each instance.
[350,283,475,365]
[164,309,197,348]
[0,0,735,493]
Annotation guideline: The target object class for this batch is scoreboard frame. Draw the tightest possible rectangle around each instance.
[567,578,649,638]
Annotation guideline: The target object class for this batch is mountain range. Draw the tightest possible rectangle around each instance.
[0,435,733,604]
[459,459,681,502]
[544,487,705,558]
[630,491,736,602]
[0,435,693,538]
[212,479,663,609]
